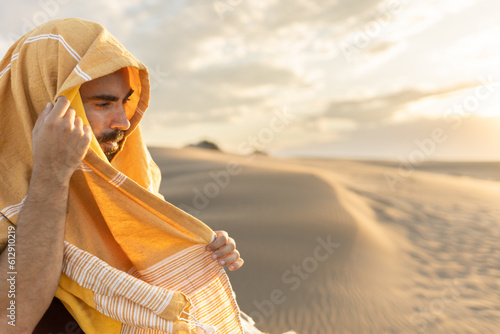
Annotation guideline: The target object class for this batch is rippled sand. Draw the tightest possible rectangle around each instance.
[150,147,500,334]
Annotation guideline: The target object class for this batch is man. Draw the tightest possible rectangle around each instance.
[0,19,246,333]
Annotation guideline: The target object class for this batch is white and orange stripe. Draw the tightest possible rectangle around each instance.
[63,242,180,332]
[0,33,91,82]
[110,172,127,188]
[62,242,243,333]
[139,244,243,333]
[77,162,93,172]
[0,196,27,222]
[0,63,12,81]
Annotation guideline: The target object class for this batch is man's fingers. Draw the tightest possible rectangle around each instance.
[217,252,244,271]
[81,124,92,149]
[73,118,92,157]
[206,230,229,251]
[33,102,53,133]
[80,124,92,151]
[73,113,83,130]
[61,107,76,131]
[228,258,244,271]
[83,124,92,137]
[72,115,87,139]
[211,241,236,260]
[47,96,71,120]
[206,230,243,270]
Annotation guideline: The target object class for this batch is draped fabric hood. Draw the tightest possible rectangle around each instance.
[0,18,243,334]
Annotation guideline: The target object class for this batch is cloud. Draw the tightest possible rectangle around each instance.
[363,41,399,55]
[148,80,263,120]
[314,82,477,124]
[261,0,385,31]
[195,62,300,88]
[277,115,500,160]
[2,0,499,161]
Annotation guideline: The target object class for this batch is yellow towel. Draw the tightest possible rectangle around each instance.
[0,18,243,333]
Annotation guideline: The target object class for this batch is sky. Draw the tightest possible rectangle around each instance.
[1,0,500,160]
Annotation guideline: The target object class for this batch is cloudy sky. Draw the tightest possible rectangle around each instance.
[2,0,500,160]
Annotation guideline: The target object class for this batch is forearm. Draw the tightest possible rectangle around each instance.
[0,170,71,332]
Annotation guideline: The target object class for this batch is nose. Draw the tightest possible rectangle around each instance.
[110,104,130,131]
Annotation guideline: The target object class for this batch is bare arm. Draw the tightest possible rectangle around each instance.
[0,98,91,332]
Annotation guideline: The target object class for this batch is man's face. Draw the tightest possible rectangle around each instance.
[80,68,134,161]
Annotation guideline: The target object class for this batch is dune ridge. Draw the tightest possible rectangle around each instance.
[150,147,500,334]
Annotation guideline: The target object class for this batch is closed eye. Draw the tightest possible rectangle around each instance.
[96,102,111,108]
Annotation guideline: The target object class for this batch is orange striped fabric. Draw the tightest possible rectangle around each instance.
[138,245,242,333]
[0,18,245,333]
[62,241,242,333]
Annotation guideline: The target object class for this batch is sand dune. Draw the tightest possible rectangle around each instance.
[149,147,500,334]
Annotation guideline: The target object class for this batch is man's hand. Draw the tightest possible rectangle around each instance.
[0,98,92,333]
[206,231,244,271]
[32,97,92,184]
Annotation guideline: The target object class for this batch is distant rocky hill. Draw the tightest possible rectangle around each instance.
[186,140,221,151]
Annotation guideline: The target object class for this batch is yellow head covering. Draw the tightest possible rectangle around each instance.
[0,18,243,333]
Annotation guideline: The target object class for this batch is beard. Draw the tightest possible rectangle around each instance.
[96,129,125,161]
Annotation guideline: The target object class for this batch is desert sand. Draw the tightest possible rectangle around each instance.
[149,147,500,334]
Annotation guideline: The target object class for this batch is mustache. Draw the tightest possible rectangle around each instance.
[96,130,125,143]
